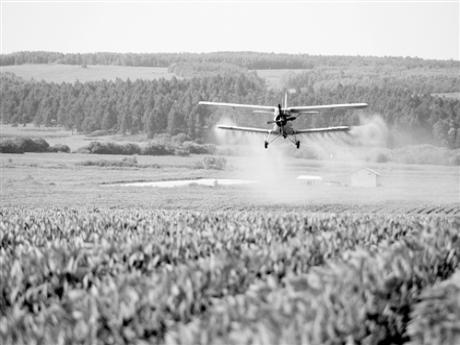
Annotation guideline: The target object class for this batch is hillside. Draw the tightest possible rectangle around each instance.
[0,64,177,83]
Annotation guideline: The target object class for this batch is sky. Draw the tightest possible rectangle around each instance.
[1,1,459,60]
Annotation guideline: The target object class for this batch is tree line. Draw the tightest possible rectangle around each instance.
[285,72,460,147]
[0,73,265,140]
[1,51,459,70]
[1,61,459,148]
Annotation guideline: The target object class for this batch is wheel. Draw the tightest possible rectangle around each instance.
[264,141,269,149]
[296,141,300,149]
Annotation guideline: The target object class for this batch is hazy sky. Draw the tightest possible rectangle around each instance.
[1,1,459,60]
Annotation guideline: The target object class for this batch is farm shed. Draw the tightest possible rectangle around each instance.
[350,168,382,187]
[297,175,323,185]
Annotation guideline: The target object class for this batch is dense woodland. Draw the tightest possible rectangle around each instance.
[0,73,266,140]
[1,51,459,147]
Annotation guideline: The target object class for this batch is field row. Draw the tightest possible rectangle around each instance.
[282,204,460,216]
[0,209,459,344]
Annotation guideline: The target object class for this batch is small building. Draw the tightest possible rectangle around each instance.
[350,168,382,187]
[297,175,323,186]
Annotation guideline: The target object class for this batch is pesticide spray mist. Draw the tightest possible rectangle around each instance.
[214,114,390,203]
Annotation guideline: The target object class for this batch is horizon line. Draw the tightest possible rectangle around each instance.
[1,50,459,62]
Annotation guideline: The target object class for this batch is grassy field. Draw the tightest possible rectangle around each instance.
[1,64,305,88]
[0,64,316,89]
[0,64,309,89]
[1,151,458,211]
[0,64,177,83]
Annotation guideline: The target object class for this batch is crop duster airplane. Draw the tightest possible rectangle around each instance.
[199,94,367,149]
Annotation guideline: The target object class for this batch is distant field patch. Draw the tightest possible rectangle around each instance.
[254,69,311,89]
[0,64,177,82]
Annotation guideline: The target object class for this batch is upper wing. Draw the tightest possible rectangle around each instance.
[199,101,276,112]
[295,126,351,134]
[287,103,367,113]
[217,125,270,134]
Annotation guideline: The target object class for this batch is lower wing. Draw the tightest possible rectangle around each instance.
[217,125,270,134]
[295,126,350,134]
[217,125,350,135]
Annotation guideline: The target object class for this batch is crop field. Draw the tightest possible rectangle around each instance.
[0,64,177,83]
[1,208,459,345]
[431,92,460,100]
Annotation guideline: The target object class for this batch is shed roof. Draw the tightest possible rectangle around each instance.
[353,168,381,176]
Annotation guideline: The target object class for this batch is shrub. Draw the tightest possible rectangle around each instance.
[123,143,142,155]
[141,143,175,156]
[182,141,216,154]
[86,142,141,155]
[19,137,50,152]
[78,140,216,157]
[48,144,71,153]
[0,139,24,153]
[196,156,227,170]
[0,137,51,153]
[174,147,190,156]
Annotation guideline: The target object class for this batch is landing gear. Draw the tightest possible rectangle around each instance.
[264,131,281,149]
[296,141,300,149]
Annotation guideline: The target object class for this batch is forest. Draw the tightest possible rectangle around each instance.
[1,51,459,148]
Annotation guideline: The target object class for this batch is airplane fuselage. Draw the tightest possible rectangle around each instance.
[271,108,296,138]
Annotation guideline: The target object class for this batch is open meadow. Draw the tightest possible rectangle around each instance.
[0,64,177,83]
[1,151,459,211]
[1,64,305,90]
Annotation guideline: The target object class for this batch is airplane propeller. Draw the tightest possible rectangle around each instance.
[267,116,297,125]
